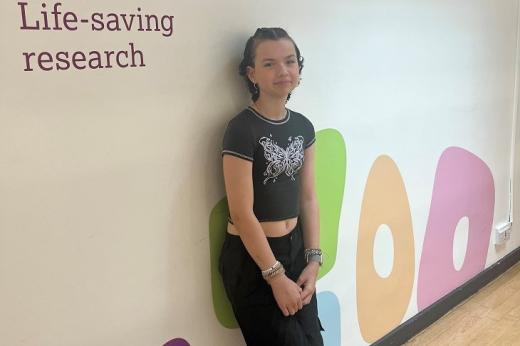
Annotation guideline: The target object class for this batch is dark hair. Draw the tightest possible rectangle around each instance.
[238,28,304,102]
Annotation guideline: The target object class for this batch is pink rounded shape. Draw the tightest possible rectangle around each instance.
[417,147,494,310]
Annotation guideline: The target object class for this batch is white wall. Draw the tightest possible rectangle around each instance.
[514,0,520,260]
[0,1,519,345]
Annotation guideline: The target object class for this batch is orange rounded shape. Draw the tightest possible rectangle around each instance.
[356,155,415,342]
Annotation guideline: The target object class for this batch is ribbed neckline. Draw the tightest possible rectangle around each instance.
[247,106,291,125]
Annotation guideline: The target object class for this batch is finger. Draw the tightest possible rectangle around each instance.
[302,285,314,298]
[281,306,290,317]
[296,276,304,286]
[301,288,314,303]
[297,298,303,310]
[294,295,302,310]
[304,290,313,303]
[303,296,312,305]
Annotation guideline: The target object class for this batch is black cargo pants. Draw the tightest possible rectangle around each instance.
[219,222,324,346]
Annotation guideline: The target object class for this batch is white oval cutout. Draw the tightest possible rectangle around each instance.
[453,216,470,271]
[373,224,394,278]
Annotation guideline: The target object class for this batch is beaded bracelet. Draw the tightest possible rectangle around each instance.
[261,261,285,280]
[265,265,285,281]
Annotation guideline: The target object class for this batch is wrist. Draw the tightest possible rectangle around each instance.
[267,272,286,285]
[306,261,320,270]
[305,261,320,276]
[304,248,323,266]
[262,260,285,281]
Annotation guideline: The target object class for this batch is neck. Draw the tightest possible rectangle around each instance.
[253,96,287,120]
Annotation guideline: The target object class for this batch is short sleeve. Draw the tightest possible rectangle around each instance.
[222,118,255,162]
[303,116,316,149]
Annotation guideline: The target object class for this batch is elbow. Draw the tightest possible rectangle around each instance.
[230,209,255,230]
[300,195,318,210]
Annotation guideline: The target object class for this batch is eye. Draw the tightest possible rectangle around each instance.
[287,59,297,64]
[263,62,273,68]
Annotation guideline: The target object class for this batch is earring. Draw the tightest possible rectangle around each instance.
[298,77,302,86]
[253,83,259,93]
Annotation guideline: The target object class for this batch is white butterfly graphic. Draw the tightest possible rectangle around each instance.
[258,135,305,184]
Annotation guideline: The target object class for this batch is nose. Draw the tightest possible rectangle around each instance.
[277,63,289,76]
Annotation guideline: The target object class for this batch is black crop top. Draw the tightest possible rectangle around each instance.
[222,106,316,222]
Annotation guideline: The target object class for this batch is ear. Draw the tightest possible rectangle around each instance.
[246,66,256,84]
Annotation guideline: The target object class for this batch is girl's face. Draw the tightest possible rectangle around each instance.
[247,38,300,101]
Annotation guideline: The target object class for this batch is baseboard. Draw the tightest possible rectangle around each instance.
[372,246,520,346]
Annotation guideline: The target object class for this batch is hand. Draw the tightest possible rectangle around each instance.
[269,274,303,317]
[296,262,319,305]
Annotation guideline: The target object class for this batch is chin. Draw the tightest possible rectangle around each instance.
[276,86,296,95]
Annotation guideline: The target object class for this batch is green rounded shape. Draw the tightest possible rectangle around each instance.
[209,198,238,329]
[315,129,347,279]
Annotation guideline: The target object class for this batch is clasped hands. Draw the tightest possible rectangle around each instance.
[269,262,320,317]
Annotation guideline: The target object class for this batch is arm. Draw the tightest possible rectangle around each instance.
[223,155,303,316]
[298,144,320,250]
[223,155,276,269]
[296,144,321,304]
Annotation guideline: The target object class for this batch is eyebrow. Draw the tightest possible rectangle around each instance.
[261,54,296,62]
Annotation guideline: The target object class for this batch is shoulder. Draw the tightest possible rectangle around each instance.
[288,109,314,129]
[227,108,253,127]
[222,108,255,146]
[288,109,316,148]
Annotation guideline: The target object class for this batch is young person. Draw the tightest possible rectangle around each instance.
[219,27,324,346]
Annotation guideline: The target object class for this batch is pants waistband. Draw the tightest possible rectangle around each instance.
[225,220,300,240]
[225,221,302,260]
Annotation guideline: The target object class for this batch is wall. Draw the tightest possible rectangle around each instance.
[0,1,519,345]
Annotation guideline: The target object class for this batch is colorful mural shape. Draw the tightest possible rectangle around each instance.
[356,155,415,343]
[210,135,495,342]
[417,147,495,310]
[209,129,346,328]
[209,197,236,328]
[317,291,341,346]
[163,338,190,346]
[315,129,347,279]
